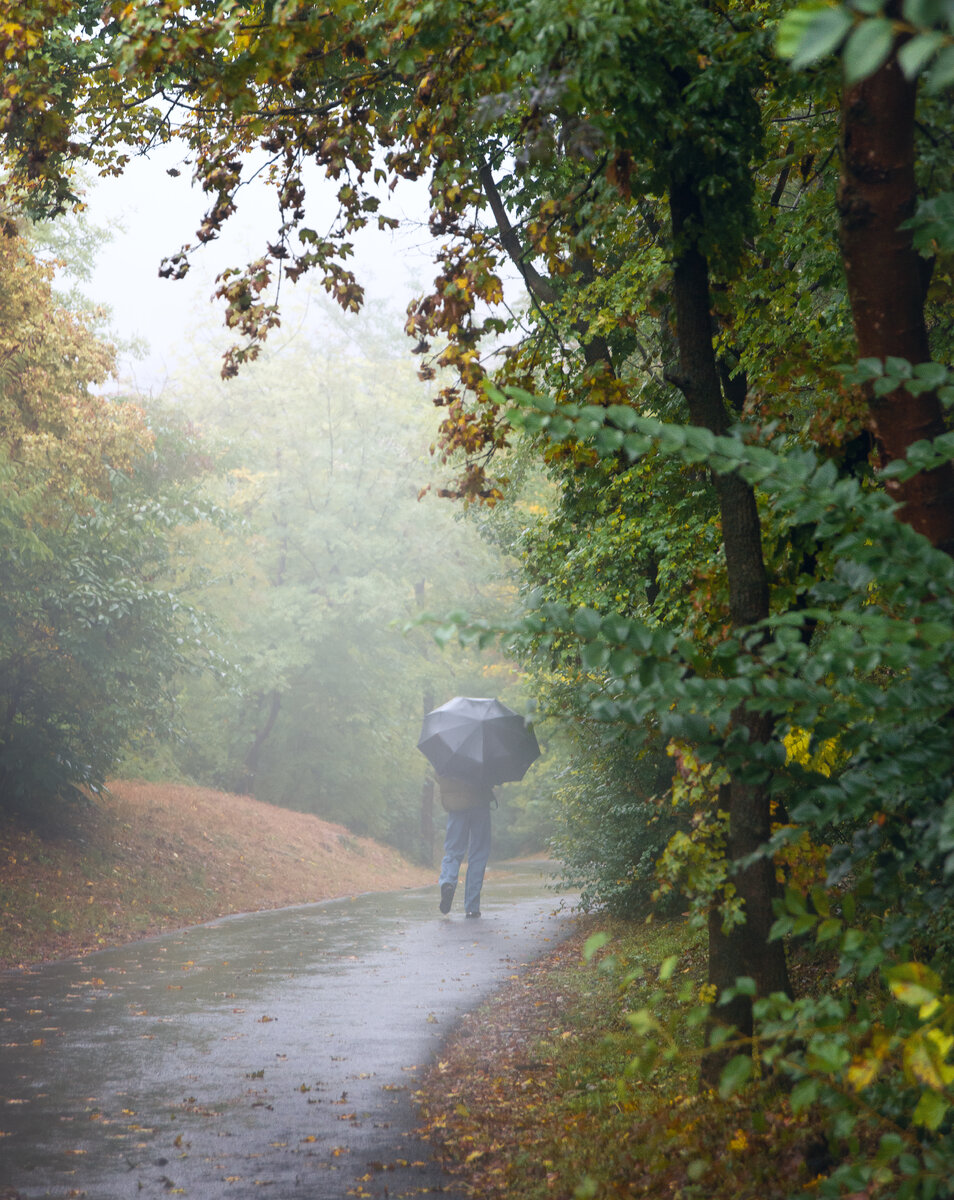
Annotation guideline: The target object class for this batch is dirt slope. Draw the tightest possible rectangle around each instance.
[0,779,432,970]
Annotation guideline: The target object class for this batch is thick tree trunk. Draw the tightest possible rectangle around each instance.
[707,710,786,1045]
[839,52,954,556]
[669,178,792,1074]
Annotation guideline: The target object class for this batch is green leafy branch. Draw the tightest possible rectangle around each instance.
[777,0,954,91]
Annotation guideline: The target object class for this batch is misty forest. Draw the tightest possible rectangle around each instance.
[4,0,954,1197]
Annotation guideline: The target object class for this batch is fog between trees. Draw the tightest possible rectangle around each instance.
[118,297,546,856]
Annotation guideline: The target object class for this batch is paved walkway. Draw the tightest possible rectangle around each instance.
[0,863,576,1199]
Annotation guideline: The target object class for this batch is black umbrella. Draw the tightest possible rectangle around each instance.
[417,696,541,786]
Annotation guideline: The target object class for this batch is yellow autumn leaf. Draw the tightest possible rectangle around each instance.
[887,962,944,1008]
[847,1056,881,1091]
[903,1029,954,1090]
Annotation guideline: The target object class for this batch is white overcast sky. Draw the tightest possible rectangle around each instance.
[83,142,441,393]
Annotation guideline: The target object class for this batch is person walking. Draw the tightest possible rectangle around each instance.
[436,775,493,918]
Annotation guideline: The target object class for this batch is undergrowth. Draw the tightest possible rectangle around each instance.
[417,916,833,1200]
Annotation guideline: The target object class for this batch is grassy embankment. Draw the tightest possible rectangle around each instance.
[416,917,832,1200]
[0,779,431,969]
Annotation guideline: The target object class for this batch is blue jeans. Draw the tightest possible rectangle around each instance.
[439,805,492,913]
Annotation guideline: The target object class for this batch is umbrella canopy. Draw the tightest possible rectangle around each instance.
[417,696,540,786]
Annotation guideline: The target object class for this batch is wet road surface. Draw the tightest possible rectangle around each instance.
[0,863,575,1199]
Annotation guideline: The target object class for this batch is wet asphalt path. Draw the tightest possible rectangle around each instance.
[0,863,575,1199]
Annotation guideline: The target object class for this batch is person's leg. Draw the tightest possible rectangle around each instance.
[462,805,491,915]
[438,810,468,910]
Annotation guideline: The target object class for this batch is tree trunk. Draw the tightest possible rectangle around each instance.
[839,50,954,556]
[421,775,435,865]
[478,163,614,372]
[244,689,282,789]
[421,687,435,863]
[669,177,792,1077]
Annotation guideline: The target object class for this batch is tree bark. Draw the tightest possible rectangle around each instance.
[839,51,954,556]
[669,176,792,1074]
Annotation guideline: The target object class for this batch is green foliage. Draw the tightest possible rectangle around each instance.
[5,0,954,1194]
[0,417,218,807]
[904,193,954,257]
[547,722,681,917]
[0,226,216,808]
[778,0,954,90]
[498,376,954,1193]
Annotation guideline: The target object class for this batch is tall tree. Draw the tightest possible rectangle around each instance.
[839,38,954,553]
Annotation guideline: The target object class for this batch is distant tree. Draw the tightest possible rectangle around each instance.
[148,302,521,850]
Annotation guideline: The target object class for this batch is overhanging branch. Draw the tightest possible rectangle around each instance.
[478,161,558,307]
[478,161,614,373]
